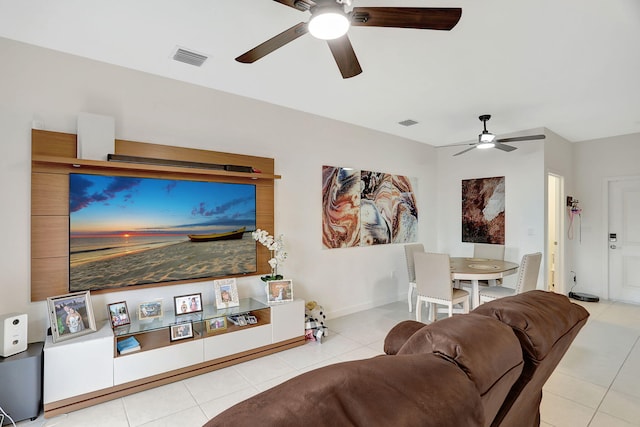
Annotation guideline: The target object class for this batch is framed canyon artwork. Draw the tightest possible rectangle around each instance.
[461,176,505,244]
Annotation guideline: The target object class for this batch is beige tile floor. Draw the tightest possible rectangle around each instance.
[14,298,640,427]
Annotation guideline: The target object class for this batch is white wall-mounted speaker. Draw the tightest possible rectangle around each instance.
[0,313,28,357]
[77,112,115,161]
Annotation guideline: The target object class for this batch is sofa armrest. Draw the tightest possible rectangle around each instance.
[383,320,426,355]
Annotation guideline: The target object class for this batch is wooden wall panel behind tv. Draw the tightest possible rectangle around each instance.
[31,129,277,302]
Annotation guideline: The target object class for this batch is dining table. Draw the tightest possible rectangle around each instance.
[450,257,520,309]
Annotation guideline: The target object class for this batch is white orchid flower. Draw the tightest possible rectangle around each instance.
[252,229,287,281]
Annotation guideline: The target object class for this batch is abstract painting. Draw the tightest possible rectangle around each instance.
[461,176,505,244]
[322,166,418,248]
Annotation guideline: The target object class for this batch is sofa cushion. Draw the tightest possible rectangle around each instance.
[204,353,485,427]
[472,290,590,361]
[395,314,524,426]
[396,314,523,397]
[472,290,590,427]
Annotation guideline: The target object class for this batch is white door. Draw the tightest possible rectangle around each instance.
[608,178,640,303]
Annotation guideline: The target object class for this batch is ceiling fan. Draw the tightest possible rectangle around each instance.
[235,0,462,79]
[452,114,546,156]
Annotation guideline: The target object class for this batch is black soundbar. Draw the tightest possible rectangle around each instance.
[107,154,253,173]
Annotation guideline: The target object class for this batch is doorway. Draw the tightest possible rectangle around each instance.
[547,173,564,293]
[607,177,640,303]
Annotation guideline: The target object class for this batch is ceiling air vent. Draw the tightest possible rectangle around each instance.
[398,119,418,127]
[172,47,208,67]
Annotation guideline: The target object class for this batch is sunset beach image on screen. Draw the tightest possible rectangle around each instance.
[69,173,257,291]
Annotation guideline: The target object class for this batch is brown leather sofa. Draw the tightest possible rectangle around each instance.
[204,291,589,427]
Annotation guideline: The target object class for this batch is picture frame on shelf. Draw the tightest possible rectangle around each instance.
[107,301,131,328]
[47,291,97,343]
[266,279,293,304]
[205,316,227,333]
[213,278,240,309]
[169,322,194,342]
[173,293,203,315]
[138,300,163,320]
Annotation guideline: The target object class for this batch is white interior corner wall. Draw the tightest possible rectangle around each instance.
[0,36,437,341]
[543,128,575,293]
[572,133,640,298]
[436,138,546,289]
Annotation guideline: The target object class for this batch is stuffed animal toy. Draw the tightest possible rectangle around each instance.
[304,301,328,342]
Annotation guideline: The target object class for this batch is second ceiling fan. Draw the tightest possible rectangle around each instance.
[452,115,546,156]
[236,0,462,79]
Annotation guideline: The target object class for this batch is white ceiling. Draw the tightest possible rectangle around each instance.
[1,0,639,147]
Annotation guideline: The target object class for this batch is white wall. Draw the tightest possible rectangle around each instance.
[436,132,546,288]
[0,37,437,342]
[3,36,637,343]
[572,132,640,298]
[544,129,575,294]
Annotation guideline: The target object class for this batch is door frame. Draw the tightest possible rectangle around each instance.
[602,174,640,301]
[546,172,565,294]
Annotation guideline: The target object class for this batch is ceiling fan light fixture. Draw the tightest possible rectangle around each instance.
[477,141,495,149]
[479,131,496,143]
[308,8,350,40]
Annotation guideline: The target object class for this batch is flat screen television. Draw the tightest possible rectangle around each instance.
[69,173,257,292]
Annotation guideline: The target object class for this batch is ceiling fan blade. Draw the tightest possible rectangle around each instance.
[454,146,477,156]
[326,35,362,79]
[273,0,315,11]
[494,143,517,152]
[351,7,462,30]
[438,142,474,148]
[495,134,546,143]
[236,22,308,63]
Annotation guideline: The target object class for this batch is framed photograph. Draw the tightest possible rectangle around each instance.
[138,300,163,320]
[267,279,293,304]
[47,291,97,343]
[205,316,227,333]
[170,322,193,341]
[213,278,240,309]
[107,301,131,328]
[173,293,203,315]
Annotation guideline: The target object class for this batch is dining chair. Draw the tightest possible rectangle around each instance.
[456,243,506,289]
[403,243,424,312]
[414,252,470,323]
[475,243,505,286]
[478,252,542,304]
[474,243,505,260]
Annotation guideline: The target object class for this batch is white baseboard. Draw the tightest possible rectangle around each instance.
[325,293,405,320]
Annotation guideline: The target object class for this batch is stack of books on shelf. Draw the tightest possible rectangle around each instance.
[227,314,257,326]
[227,315,247,326]
[117,336,141,355]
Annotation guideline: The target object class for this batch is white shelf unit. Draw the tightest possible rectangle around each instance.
[43,322,114,404]
[43,298,304,418]
[114,339,204,385]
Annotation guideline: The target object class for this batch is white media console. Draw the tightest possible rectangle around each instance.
[43,298,304,418]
